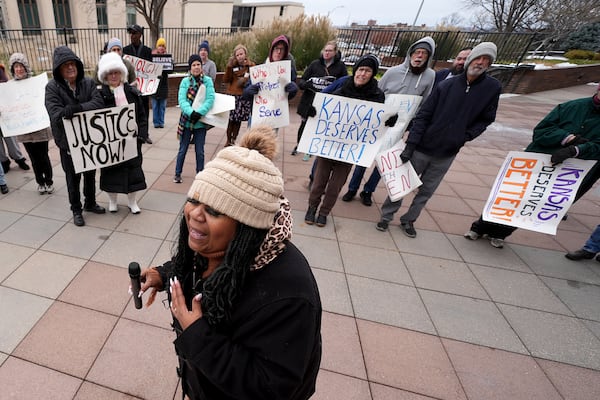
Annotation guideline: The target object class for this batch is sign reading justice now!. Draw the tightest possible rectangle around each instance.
[482,151,595,235]
[63,104,139,173]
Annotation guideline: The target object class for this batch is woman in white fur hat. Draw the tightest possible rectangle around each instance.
[96,51,147,214]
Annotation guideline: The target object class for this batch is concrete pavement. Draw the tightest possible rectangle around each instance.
[1,83,600,399]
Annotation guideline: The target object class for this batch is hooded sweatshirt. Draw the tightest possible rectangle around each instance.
[267,35,297,81]
[44,46,104,150]
[378,36,436,100]
[9,53,52,143]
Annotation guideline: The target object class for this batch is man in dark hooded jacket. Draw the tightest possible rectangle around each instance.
[45,46,105,227]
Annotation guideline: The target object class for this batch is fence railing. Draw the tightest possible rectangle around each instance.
[0,27,540,87]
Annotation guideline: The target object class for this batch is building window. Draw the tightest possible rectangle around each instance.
[279,6,284,17]
[53,0,73,29]
[17,0,41,35]
[126,0,136,27]
[232,6,254,28]
[96,0,108,32]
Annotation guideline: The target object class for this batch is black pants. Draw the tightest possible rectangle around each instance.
[59,148,97,213]
[23,141,53,186]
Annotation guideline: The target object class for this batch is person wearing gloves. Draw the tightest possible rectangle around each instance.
[136,125,322,400]
[197,40,217,82]
[96,52,148,214]
[342,36,437,206]
[45,46,106,226]
[222,44,255,146]
[242,34,298,102]
[376,41,502,238]
[466,83,600,248]
[173,54,215,184]
[292,40,347,156]
[9,52,54,194]
[304,54,385,227]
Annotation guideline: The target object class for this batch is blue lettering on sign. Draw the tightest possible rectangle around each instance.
[258,105,282,117]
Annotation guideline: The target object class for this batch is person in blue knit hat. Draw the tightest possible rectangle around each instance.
[197,40,216,81]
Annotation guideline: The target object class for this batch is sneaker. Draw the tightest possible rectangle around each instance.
[173,175,182,183]
[37,184,47,195]
[0,184,8,194]
[376,221,388,232]
[16,158,30,170]
[401,221,417,238]
[565,249,596,261]
[359,191,373,206]
[45,184,55,194]
[316,215,327,227]
[342,190,357,202]
[489,237,504,248]
[302,154,311,162]
[464,230,481,240]
[304,207,317,225]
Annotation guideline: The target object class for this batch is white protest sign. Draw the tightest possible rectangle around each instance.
[296,92,387,167]
[376,140,422,201]
[122,55,163,95]
[376,94,422,153]
[482,151,595,235]
[0,73,50,137]
[200,93,235,129]
[63,104,139,173]
[152,54,173,71]
[249,60,291,128]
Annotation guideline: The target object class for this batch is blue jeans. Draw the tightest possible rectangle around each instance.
[151,98,166,127]
[348,166,381,193]
[175,128,206,176]
[583,225,600,253]
[0,162,6,185]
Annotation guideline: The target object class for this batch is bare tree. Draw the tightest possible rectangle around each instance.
[539,0,600,42]
[129,0,169,46]
[464,0,546,32]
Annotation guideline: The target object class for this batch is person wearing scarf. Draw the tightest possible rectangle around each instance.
[137,125,322,400]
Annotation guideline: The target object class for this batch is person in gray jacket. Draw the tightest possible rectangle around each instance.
[45,46,106,227]
[342,36,437,206]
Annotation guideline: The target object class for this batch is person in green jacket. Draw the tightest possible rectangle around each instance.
[465,84,600,248]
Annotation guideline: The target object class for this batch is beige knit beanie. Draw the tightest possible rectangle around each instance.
[187,125,284,229]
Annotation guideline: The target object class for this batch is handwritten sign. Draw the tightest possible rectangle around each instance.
[152,54,173,71]
[296,92,387,167]
[482,151,595,235]
[376,140,422,201]
[122,54,163,95]
[201,93,235,129]
[0,73,50,137]
[376,94,422,153]
[249,60,291,128]
[63,104,139,173]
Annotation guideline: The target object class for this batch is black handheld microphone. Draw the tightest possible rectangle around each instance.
[128,262,143,309]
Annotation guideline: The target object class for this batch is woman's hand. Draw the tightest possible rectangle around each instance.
[170,276,203,330]
[138,267,163,307]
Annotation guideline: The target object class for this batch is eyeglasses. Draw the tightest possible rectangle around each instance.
[273,46,285,52]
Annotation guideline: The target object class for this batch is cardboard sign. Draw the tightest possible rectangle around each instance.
[296,92,387,167]
[0,73,50,137]
[62,104,139,173]
[249,60,291,128]
[122,54,163,95]
[482,151,596,235]
[376,140,422,201]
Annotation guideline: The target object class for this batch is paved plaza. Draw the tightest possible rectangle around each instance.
[1,83,600,399]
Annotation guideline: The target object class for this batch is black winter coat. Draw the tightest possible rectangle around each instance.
[123,43,153,61]
[45,46,104,151]
[97,84,147,194]
[297,52,348,118]
[159,242,322,400]
[408,72,501,157]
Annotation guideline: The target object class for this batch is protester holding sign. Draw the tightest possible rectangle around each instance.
[173,54,215,184]
[151,37,170,129]
[304,54,385,227]
[377,42,501,238]
[9,53,54,194]
[292,40,348,157]
[123,24,152,136]
[466,83,600,248]
[45,46,105,227]
[222,44,255,146]
[96,52,148,214]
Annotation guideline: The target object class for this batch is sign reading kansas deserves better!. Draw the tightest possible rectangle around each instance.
[296,92,387,167]
[482,151,595,235]
[63,104,139,173]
